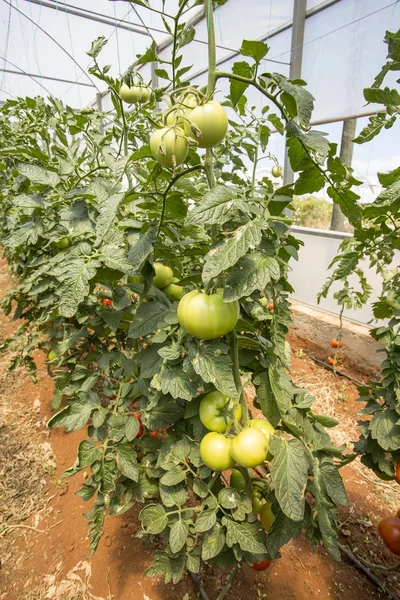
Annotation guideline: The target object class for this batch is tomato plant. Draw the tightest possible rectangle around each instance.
[2,0,391,588]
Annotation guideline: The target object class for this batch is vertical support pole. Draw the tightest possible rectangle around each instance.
[330,118,357,231]
[283,0,307,187]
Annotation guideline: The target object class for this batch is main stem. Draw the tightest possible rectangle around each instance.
[231,330,248,425]
[204,0,217,247]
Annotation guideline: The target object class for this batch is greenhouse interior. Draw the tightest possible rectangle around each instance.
[0,1,400,599]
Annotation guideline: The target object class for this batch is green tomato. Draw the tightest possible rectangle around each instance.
[230,469,247,492]
[153,263,173,289]
[230,428,268,468]
[199,391,241,433]
[185,101,228,148]
[260,502,275,532]
[47,350,58,361]
[178,92,198,109]
[120,83,150,104]
[271,165,283,178]
[163,277,183,301]
[247,418,275,445]
[150,127,188,169]
[54,237,70,249]
[252,489,267,513]
[200,432,235,471]
[177,289,239,340]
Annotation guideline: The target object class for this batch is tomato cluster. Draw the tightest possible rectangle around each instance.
[199,392,275,470]
[120,83,151,104]
[149,90,228,170]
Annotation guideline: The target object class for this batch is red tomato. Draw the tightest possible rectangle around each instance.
[251,560,271,572]
[136,426,144,439]
[268,302,274,311]
[134,412,142,422]
[328,357,337,366]
[395,460,400,485]
[378,516,400,555]
[150,431,159,439]
[101,298,112,306]
[331,338,344,349]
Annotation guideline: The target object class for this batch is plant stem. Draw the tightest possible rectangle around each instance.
[231,330,248,425]
[204,0,217,243]
[216,565,240,600]
[171,1,189,89]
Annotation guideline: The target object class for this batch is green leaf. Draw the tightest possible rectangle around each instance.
[201,524,225,561]
[224,253,280,301]
[195,509,217,533]
[128,303,168,338]
[253,371,281,427]
[151,365,198,401]
[144,552,185,584]
[188,341,237,397]
[223,518,267,554]
[240,40,269,63]
[169,520,189,553]
[269,365,293,416]
[47,395,99,432]
[319,459,348,506]
[125,416,140,442]
[141,504,169,534]
[56,258,97,317]
[230,61,253,107]
[364,86,400,106]
[270,437,310,521]
[218,487,240,509]
[312,457,340,561]
[160,483,187,508]
[87,36,107,59]
[369,409,400,451]
[267,510,303,558]
[18,162,60,187]
[185,185,242,227]
[128,221,158,271]
[160,465,187,486]
[94,193,123,247]
[202,220,262,284]
[273,74,314,128]
[63,440,102,478]
[193,477,209,498]
[116,445,139,481]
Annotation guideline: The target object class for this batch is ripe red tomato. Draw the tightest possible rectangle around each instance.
[136,426,144,439]
[331,338,344,349]
[134,412,142,423]
[101,298,112,307]
[150,127,188,169]
[230,428,268,468]
[251,560,271,571]
[397,509,400,519]
[150,431,159,439]
[177,289,239,340]
[199,391,241,433]
[185,101,228,148]
[200,432,235,471]
[268,302,274,311]
[328,357,337,366]
[395,460,400,485]
[378,516,400,555]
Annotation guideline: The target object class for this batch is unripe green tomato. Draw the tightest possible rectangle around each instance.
[230,469,247,492]
[252,489,267,513]
[271,165,283,178]
[163,277,183,301]
[153,263,173,288]
[260,502,275,532]
[150,127,189,169]
[247,418,275,446]
[120,83,149,104]
[48,349,58,361]
[230,428,268,468]
[185,101,228,148]
[200,432,235,471]
[177,289,239,340]
[178,92,198,109]
[54,237,70,249]
[199,391,241,433]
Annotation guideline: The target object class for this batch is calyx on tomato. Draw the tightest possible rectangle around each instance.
[378,516,400,555]
[199,391,241,433]
[200,432,235,471]
[177,289,239,340]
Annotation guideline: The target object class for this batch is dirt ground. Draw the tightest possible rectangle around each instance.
[0,257,399,600]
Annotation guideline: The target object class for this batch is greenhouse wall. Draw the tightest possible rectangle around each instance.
[289,226,399,325]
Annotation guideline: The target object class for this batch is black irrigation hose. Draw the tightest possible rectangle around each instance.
[189,572,210,600]
[339,544,400,600]
[310,356,364,386]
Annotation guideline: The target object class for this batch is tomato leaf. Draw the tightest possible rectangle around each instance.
[369,409,400,451]
[185,185,243,226]
[151,365,198,401]
[223,518,267,554]
[270,437,310,521]
[267,510,303,558]
[63,440,102,478]
[201,523,226,560]
[116,445,139,482]
[128,303,169,338]
[169,520,189,553]
[224,253,280,301]
[240,40,269,64]
[188,340,237,397]
[141,505,169,534]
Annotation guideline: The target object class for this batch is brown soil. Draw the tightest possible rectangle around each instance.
[0,258,399,600]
